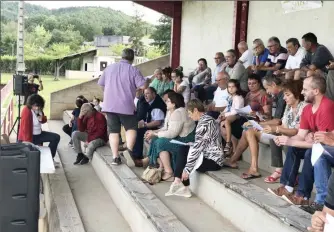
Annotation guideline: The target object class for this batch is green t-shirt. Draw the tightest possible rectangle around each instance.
[149,79,174,96]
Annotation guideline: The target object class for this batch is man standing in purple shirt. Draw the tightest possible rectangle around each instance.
[98,48,146,165]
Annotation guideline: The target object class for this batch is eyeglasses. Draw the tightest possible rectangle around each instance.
[248,82,258,86]
[214,57,221,60]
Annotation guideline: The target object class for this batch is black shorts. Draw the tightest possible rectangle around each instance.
[106,113,138,133]
[231,117,247,139]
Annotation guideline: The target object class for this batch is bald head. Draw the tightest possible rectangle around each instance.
[238,41,248,49]
[216,71,229,88]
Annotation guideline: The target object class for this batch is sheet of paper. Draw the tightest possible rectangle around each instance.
[39,146,56,174]
[311,143,324,166]
[235,105,252,115]
[249,120,263,131]
[324,213,334,232]
[261,133,276,140]
[256,112,265,121]
[170,139,190,146]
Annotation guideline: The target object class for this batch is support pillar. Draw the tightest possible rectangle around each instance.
[232,1,249,55]
[170,2,182,69]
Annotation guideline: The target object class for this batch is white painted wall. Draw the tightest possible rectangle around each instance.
[180,1,234,74]
[94,56,115,72]
[247,1,334,54]
[81,55,95,71]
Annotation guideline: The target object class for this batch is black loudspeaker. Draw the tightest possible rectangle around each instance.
[0,143,40,232]
[13,75,28,96]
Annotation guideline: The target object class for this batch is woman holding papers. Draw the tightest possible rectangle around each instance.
[165,99,224,198]
[144,92,195,181]
[219,79,245,156]
[264,80,307,183]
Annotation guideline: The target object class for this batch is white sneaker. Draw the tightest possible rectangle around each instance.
[165,182,183,196]
[165,182,192,198]
[174,186,192,198]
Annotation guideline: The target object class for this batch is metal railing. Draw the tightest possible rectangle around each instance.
[1,79,14,136]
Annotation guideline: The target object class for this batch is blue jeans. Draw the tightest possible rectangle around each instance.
[33,131,60,158]
[311,146,334,204]
[280,147,308,188]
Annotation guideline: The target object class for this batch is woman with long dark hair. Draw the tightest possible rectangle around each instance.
[18,94,60,160]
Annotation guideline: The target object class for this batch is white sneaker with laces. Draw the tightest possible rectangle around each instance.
[165,182,183,196]
[174,186,192,198]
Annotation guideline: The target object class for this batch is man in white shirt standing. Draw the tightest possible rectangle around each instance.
[274,38,306,80]
[206,71,230,119]
[238,41,253,69]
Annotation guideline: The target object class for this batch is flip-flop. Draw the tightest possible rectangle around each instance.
[241,173,262,180]
[223,163,239,169]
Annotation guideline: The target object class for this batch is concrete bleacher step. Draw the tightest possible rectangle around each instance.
[131,167,240,232]
[48,120,131,232]
[62,110,312,232]
[62,110,239,231]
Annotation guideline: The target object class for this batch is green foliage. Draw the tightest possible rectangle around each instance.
[127,9,146,56]
[150,15,172,54]
[109,44,130,56]
[145,46,163,60]
[0,55,80,75]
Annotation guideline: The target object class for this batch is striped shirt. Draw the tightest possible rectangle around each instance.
[184,114,224,174]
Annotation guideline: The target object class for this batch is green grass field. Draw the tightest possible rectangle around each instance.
[1,73,86,118]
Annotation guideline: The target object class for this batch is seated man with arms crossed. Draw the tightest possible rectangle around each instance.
[274,38,306,80]
[253,36,288,77]
[295,32,334,80]
[72,103,108,165]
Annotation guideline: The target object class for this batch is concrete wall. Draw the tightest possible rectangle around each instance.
[81,55,95,71]
[135,54,170,77]
[65,70,95,79]
[180,1,234,74]
[247,1,334,54]
[50,55,170,119]
[50,79,102,119]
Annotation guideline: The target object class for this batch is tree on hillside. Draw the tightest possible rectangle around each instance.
[110,44,130,56]
[26,25,52,50]
[150,15,171,54]
[103,27,115,36]
[127,8,146,56]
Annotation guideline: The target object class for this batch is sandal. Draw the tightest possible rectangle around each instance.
[264,171,281,183]
[223,142,233,158]
[241,173,262,180]
[162,172,174,182]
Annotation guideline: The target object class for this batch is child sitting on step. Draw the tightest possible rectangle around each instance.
[219,79,245,157]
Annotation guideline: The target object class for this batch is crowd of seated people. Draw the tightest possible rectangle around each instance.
[18,31,334,228]
[128,32,334,220]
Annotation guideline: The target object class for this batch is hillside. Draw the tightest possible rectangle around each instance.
[1,1,154,40]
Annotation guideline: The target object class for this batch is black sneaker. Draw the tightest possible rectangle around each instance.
[80,157,89,165]
[111,157,122,165]
[73,153,84,165]
[300,202,324,214]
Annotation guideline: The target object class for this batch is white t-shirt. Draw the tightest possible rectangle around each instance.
[213,87,229,107]
[285,47,306,70]
[238,49,253,68]
[32,110,42,135]
[180,79,190,104]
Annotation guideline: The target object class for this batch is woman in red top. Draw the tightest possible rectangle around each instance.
[18,94,60,159]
